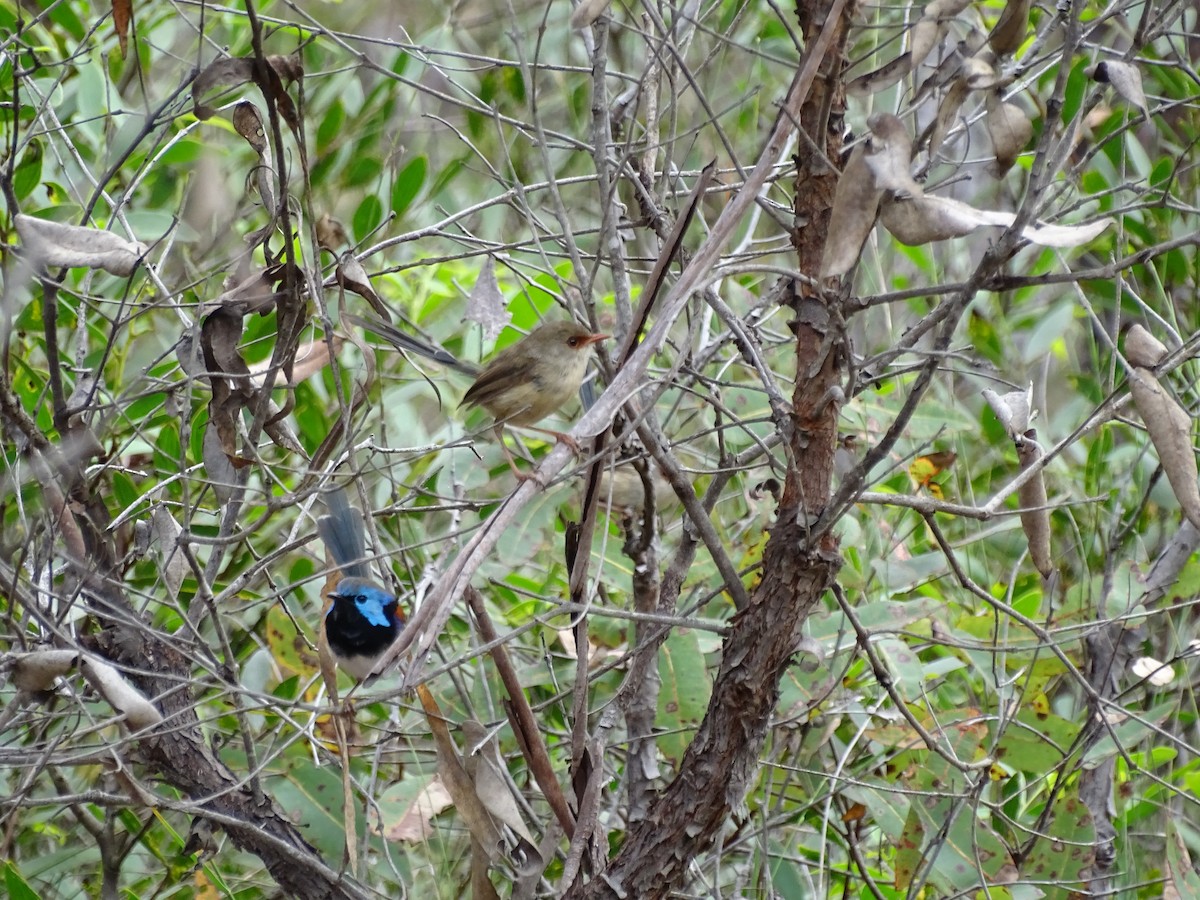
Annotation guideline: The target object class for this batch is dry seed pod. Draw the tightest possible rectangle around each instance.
[1129,367,1200,530]
[1016,438,1053,578]
[1125,324,1169,368]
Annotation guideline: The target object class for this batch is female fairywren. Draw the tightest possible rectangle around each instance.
[317,487,405,681]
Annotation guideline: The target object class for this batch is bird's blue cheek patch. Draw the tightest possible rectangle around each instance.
[354,594,392,628]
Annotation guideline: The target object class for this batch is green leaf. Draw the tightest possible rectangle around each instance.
[1061,58,1088,126]
[1022,793,1094,888]
[344,155,383,188]
[353,193,384,242]
[316,98,345,154]
[657,627,711,765]
[13,140,42,201]
[391,155,427,219]
[4,862,40,900]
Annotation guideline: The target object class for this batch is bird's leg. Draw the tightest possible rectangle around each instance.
[520,425,581,453]
[494,425,535,482]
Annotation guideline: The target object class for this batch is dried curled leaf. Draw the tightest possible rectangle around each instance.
[205,267,279,318]
[113,0,132,57]
[251,337,338,389]
[1125,324,1170,368]
[10,650,79,693]
[466,256,508,341]
[461,721,539,873]
[232,101,267,155]
[961,49,1001,89]
[1016,437,1053,578]
[985,92,1033,175]
[1130,656,1176,687]
[914,30,988,102]
[16,214,147,276]
[847,52,913,97]
[386,777,454,842]
[848,0,972,95]
[151,505,188,600]
[202,423,238,504]
[1129,367,1200,530]
[336,252,393,321]
[983,383,1034,439]
[987,0,1031,55]
[863,112,921,195]
[419,690,538,880]
[821,113,923,279]
[820,144,881,280]
[10,650,162,728]
[927,79,971,161]
[1090,60,1148,115]
[80,656,164,729]
[880,193,1114,247]
[192,54,302,120]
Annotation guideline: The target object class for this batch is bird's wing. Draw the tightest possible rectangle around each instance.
[460,357,529,412]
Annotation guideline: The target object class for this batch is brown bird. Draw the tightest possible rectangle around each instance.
[461,320,608,480]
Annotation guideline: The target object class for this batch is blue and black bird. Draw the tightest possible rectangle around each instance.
[317,487,405,681]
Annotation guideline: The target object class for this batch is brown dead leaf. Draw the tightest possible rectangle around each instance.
[466,256,508,341]
[206,268,279,317]
[387,777,454,842]
[251,337,338,389]
[11,650,79,693]
[336,252,392,321]
[847,52,914,97]
[864,112,921,195]
[419,689,507,865]
[201,421,238,504]
[461,721,539,874]
[985,92,1033,175]
[232,101,266,155]
[961,50,1001,89]
[15,214,147,276]
[880,193,1113,247]
[1016,437,1053,578]
[987,0,1031,55]
[113,0,132,57]
[820,144,882,280]
[1125,324,1169,368]
[1129,367,1200,530]
[927,78,971,161]
[151,504,188,599]
[192,54,303,123]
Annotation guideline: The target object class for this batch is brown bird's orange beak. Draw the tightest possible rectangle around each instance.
[583,333,609,346]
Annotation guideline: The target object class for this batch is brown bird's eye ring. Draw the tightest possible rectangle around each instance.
[567,336,581,347]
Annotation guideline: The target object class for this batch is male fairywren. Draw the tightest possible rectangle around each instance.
[317,487,405,681]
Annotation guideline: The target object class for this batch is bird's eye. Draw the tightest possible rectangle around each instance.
[568,336,580,347]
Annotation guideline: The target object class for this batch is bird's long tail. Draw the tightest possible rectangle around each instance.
[317,487,371,580]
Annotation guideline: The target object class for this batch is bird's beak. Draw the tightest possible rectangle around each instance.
[584,333,609,346]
